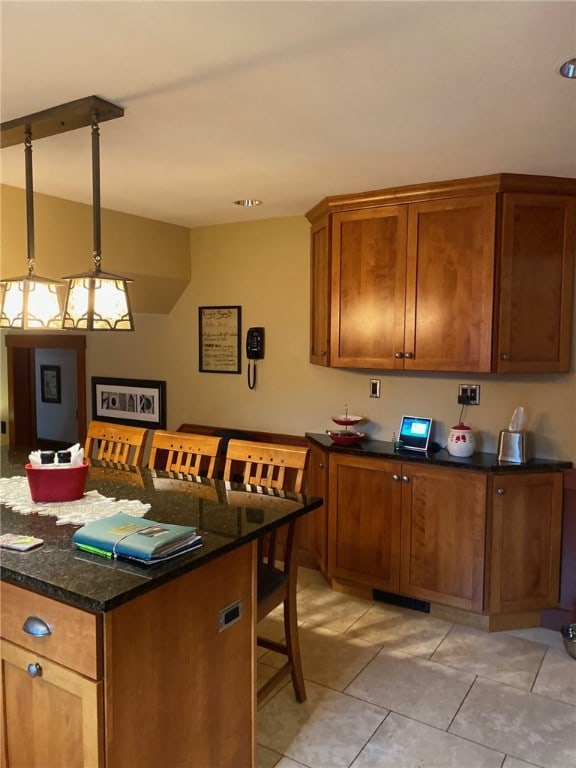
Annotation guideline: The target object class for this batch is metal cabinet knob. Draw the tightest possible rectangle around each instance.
[320,350,327,357]
[394,352,404,359]
[23,616,52,637]
[404,352,414,359]
[318,463,325,469]
[392,474,401,481]
[402,475,410,482]
[500,353,510,361]
[27,663,42,678]
[497,488,505,495]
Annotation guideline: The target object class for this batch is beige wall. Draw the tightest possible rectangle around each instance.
[0,185,191,313]
[1,189,575,462]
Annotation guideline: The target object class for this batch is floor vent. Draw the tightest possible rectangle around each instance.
[373,590,430,613]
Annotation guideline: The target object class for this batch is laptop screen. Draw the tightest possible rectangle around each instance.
[399,416,432,451]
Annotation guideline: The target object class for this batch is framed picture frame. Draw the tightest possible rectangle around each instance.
[40,365,61,404]
[91,377,166,430]
[199,305,242,374]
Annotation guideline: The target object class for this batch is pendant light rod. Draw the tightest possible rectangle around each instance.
[91,116,102,270]
[24,132,35,274]
[1,95,124,148]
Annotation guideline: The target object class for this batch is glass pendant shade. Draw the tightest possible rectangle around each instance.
[61,269,133,330]
[0,274,62,329]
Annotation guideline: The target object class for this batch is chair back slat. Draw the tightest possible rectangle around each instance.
[84,421,148,466]
[223,440,308,493]
[148,430,222,478]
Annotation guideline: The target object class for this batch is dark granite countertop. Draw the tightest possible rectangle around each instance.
[306,433,572,472]
[0,455,322,614]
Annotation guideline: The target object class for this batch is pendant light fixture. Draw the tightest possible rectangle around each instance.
[0,132,63,329]
[1,95,129,332]
[61,114,134,331]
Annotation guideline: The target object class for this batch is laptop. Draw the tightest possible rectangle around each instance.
[398,416,433,452]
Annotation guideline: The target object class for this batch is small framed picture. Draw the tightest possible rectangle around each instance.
[40,365,61,404]
[198,305,242,374]
[91,377,167,430]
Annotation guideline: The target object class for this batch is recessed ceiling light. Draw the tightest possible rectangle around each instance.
[234,199,263,207]
[559,58,576,78]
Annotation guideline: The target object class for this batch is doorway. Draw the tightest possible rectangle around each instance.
[5,334,87,449]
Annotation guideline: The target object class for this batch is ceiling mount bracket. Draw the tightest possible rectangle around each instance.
[0,95,124,148]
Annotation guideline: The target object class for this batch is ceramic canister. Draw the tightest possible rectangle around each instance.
[447,423,475,457]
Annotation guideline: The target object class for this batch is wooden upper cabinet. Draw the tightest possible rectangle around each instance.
[310,221,331,365]
[495,194,576,373]
[405,195,496,372]
[331,206,407,368]
[306,174,576,373]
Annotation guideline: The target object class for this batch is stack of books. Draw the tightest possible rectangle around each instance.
[72,511,202,565]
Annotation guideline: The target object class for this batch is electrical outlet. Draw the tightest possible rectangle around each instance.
[369,378,381,398]
[458,384,480,405]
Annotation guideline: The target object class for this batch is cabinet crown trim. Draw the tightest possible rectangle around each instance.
[305,173,576,223]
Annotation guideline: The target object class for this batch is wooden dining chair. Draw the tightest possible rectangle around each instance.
[224,439,310,705]
[147,430,222,478]
[84,420,149,466]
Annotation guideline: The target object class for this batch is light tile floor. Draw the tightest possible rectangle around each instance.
[257,568,576,768]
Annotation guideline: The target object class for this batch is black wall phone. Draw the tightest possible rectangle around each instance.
[246,327,265,389]
[246,327,265,360]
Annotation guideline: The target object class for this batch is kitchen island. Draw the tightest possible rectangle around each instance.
[0,454,322,768]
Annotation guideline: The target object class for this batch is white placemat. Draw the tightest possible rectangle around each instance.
[0,476,150,526]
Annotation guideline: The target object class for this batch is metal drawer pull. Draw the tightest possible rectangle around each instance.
[402,475,410,482]
[394,352,404,359]
[392,474,401,481]
[27,663,42,678]
[404,352,414,359]
[497,488,505,495]
[23,616,53,636]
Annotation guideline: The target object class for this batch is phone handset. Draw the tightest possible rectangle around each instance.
[246,328,265,389]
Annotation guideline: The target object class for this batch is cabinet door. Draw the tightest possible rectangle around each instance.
[400,465,487,611]
[310,220,331,365]
[496,195,576,373]
[0,640,103,768]
[486,472,563,614]
[405,195,496,372]
[328,454,401,591]
[302,442,328,572]
[331,206,408,368]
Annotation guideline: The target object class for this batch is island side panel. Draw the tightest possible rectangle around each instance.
[103,542,257,768]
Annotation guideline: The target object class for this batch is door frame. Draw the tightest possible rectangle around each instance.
[4,334,87,449]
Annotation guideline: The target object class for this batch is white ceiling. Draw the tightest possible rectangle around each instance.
[1,1,575,229]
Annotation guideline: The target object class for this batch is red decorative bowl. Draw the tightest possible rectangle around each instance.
[25,462,89,503]
[326,430,366,446]
[331,414,363,427]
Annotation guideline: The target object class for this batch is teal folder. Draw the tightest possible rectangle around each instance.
[72,511,202,563]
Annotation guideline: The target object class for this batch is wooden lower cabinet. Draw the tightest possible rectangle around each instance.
[327,452,563,625]
[400,463,487,612]
[328,454,401,592]
[302,441,329,571]
[1,543,256,768]
[0,640,103,768]
[486,472,563,614]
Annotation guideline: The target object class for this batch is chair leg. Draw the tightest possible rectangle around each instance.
[283,594,306,703]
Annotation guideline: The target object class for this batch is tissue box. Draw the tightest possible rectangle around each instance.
[25,462,89,502]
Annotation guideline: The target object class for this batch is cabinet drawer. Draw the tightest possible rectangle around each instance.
[0,582,100,679]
